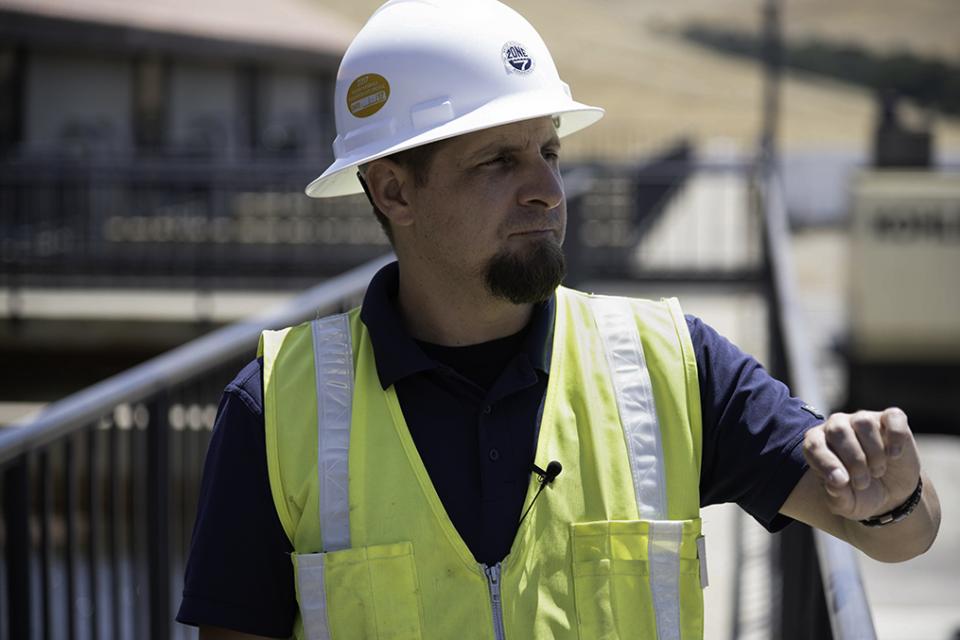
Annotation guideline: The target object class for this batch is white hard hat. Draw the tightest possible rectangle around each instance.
[305,0,604,198]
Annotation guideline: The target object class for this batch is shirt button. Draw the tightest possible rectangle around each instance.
[482,405,492,415]
[488,448,500,461]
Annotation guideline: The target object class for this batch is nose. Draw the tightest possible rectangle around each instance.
[518,156,564,210]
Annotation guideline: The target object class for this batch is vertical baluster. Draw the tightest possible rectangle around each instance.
[146,392,170,640]
[0,468,6,637]
[108,421,121,640]
[130,407,146,639]
[182,399,196,558]
[87,426,100,640]
[3,455,31,640]
[175,399,189,640]
[39,450,52,640]
[52,443,66,639]
[64,437,77,640]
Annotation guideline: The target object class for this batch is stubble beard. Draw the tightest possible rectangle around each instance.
[484,238,566,304]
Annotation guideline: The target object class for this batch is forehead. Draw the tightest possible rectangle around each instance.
[441,117,559,158]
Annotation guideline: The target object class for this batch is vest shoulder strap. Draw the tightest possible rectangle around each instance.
[310,313,354,551]
[558,287,702,520]
[259,312,356,551]
[584,293,667,519]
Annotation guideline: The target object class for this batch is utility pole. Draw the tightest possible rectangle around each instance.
[759,0,783,169]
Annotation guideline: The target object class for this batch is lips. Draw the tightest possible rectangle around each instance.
[510,228,555,236]
[504,211,562,238]
[507,220,560,236]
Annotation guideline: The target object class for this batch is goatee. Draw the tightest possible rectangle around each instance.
[484,240,566,304]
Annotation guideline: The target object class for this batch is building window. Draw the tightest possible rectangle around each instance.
[0,46,24,155]
[133,55,168,154]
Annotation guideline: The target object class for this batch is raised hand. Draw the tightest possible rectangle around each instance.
[801,407,920,522]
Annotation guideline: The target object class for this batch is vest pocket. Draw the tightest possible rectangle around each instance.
[293,541,424,640]
[570,519,703,640]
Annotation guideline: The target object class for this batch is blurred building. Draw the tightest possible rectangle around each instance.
[0,0,388,291]
[0,0,390,408]
[0,0,354,161]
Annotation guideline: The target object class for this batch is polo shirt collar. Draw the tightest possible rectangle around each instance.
[359,261,555,390]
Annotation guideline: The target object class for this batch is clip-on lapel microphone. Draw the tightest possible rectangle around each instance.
[518,460,562,526]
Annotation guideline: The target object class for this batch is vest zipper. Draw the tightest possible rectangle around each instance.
[482,563,507,640]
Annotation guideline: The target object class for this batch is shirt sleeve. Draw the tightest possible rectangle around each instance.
[688,315,822,532]
[176,358,297,638]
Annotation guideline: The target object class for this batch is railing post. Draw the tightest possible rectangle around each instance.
[65,436,78,637]
[564,192,585,286]
[3,456,31,639]
[776,523,832,640]
[86,427,100,640]
[38,450,52,638]
[758,171,834,640]
[757,161,877,640]
[147,393,171,640]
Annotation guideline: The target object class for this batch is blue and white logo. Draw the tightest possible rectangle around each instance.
[502,41,534,74]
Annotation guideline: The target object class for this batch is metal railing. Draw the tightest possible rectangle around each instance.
[757,163,877,640]
[0,156,877,640]
[0,254,392,639]
[0,156,388,292]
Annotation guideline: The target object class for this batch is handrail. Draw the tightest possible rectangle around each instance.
[0,253,395,464]
[0,161,860,637]
[0,165,600,466]
[758,163,877,640]
[0,167,600,465]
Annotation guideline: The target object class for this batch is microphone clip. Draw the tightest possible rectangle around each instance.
[519,460,563,527]
[531,461,562,485]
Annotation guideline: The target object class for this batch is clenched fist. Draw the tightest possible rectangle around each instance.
[801,407,919,522]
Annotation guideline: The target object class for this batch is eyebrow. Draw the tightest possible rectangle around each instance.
[465,134,562,163]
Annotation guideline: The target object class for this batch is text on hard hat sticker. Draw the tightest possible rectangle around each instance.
[347,74,391,118]
[502,42,534,74]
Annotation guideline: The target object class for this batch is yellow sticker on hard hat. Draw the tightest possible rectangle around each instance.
[347,74,390,118]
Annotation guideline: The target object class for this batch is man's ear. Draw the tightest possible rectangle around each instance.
[363,160,415,227]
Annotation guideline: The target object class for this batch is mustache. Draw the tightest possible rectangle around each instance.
[500,211,563,235]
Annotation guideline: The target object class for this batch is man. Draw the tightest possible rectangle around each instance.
[178,1,941,638]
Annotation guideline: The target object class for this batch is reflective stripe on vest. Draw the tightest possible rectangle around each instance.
[588,296,667,520]
[589,295,680,640]
[311,313,353,552]
[296,552,331,640]
[649,520,684,640]
[296,313,354,640]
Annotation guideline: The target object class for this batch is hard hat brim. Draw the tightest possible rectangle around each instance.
[305,93,604,198]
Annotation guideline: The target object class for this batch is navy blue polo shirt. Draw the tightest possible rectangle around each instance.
[177,262,819,637]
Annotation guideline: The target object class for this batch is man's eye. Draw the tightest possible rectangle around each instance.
[482,155,508,166]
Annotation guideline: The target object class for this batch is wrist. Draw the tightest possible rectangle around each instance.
[859,476,923,527]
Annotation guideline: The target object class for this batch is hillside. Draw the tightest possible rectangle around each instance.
[311,0,960,159]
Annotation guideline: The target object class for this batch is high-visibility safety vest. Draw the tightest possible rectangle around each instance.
[259,287,706,640]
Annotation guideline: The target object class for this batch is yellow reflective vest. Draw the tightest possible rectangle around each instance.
[259,287,705,640]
